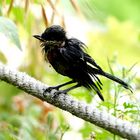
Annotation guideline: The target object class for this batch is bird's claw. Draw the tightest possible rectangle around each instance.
[43,86,58,97]
[52,90,67,98]
[43,86,67,98]
[44,87,56,92]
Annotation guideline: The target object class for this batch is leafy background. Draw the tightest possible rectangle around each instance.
[0,0,140,140]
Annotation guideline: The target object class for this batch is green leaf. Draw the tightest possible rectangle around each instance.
[0,17,21,50]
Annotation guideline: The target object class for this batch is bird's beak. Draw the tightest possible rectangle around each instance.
[33,35,44,42]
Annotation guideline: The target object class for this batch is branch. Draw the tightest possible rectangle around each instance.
[0,63,139,139]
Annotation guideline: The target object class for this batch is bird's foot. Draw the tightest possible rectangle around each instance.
[43,86,59,97]
[52,90,67,98]
[45,86,59,92]
[43,87,67,98]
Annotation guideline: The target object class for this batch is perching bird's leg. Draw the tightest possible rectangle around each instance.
[44,80,75,92]
[51,83,81,98]
[43,82,80,98]
[57,83,81,94]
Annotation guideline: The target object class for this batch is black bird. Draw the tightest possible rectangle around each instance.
[34,25,131,101]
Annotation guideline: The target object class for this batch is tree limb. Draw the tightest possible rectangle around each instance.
[0,63,139,139]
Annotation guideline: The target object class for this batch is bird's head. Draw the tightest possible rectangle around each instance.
[33,25,66,48]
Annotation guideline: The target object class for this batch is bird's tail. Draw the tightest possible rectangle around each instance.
[88,66,132,92]
[99,71,132,92]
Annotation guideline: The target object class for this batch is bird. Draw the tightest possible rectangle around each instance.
[33,25,132,101]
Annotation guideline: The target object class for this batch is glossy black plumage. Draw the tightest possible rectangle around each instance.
[34,25,131,101]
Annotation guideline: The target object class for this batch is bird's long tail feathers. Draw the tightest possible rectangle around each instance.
[88,79,104,101]
[98,71,132,92]
[84,66,132,101]
[87,66,132,98]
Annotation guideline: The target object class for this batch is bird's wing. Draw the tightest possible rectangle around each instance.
[59,38,85,62]
[84,53,103,70]
[58,38,104,100]
[62,38,103,70]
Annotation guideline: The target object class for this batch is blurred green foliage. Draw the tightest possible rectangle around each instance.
[0,0,140,140]
[79,0,140,25]
[87,17,140,66]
